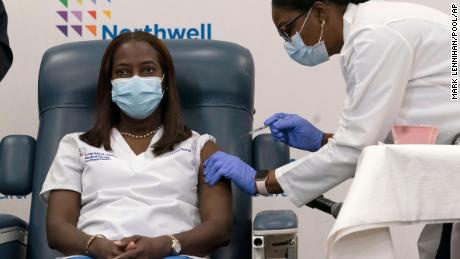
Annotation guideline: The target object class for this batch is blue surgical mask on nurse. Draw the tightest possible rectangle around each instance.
[284,8,330,66]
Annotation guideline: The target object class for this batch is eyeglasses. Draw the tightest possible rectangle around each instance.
[278,9,309,42]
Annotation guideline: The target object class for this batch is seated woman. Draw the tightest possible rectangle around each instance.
[40,31,232,259]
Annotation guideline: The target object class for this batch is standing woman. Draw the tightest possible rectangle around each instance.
[204,0,460,257]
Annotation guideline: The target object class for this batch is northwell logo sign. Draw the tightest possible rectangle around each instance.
[55,0,213,40]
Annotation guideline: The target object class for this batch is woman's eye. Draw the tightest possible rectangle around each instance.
[116,69,129,76]
[143,67,155,74]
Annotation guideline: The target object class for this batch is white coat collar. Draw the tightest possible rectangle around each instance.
[339,3,359,75]
[342,3,358,44]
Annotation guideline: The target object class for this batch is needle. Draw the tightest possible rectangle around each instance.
[240,125,270,138]
[239,117,288,138]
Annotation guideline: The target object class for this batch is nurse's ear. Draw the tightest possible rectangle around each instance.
[316,0,347,55]
[311,1,329,25]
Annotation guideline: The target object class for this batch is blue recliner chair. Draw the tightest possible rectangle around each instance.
[0,39,275,259]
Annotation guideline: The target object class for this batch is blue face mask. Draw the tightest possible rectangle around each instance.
[284,9,330,66]
[111,75,164,120]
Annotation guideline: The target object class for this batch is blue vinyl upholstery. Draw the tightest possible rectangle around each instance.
[0,214,27,259]
[252,134,290,171]
[253,210,298,231]
[0,135,35,196]
[0,214,27,231]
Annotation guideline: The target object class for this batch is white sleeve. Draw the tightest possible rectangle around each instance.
[40,134,84,204]
[192,133,216,170]
[276,26,414,206]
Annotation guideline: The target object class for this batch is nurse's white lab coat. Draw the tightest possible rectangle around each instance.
[275,1,460,257]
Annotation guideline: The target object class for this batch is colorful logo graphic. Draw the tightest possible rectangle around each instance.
[56,0,112,37]
[55,0,213,40]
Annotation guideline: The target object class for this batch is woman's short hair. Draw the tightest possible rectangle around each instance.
[272,0,369,11]
[80,31,192,156]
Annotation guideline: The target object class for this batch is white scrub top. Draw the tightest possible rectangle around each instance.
[40,128,215,259]
[276,1,460,207]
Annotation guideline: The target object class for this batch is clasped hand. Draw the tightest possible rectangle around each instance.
[89,234,172,259]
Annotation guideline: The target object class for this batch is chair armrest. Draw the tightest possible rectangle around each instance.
[252,134,290,170]
[0,214,27,230]
[0,135,36,195]
[0,214,27,245]
[0,214,27,259]
[253,210,298,235]
[306,196,343,219]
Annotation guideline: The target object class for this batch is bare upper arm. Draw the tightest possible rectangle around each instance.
[47,190,81,227]
[198,141,232,224]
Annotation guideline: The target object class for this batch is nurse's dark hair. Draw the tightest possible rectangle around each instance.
[80,31,192,156]
[272,0,368,10]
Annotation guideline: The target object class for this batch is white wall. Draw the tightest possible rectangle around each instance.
[0,0,454,258]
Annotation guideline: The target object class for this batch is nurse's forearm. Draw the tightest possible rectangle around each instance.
[265,170,284,194]
[264,133,333,195]
[322,133,334,146]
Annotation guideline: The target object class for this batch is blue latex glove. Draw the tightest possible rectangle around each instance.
[264,113,324,152]
[204,151,256,195]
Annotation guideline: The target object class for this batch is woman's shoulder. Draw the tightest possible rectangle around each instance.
[60,132,84,140]
[58,132,86,147]
[189,130,216,143]
[176,131,216,152]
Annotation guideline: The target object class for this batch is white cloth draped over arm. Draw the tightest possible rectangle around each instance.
[275,26,414,206]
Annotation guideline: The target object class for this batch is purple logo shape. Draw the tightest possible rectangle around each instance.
[71,10,83,22]
[57,11,68,22]
[71,25,83,36]
[56,25,68,36]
